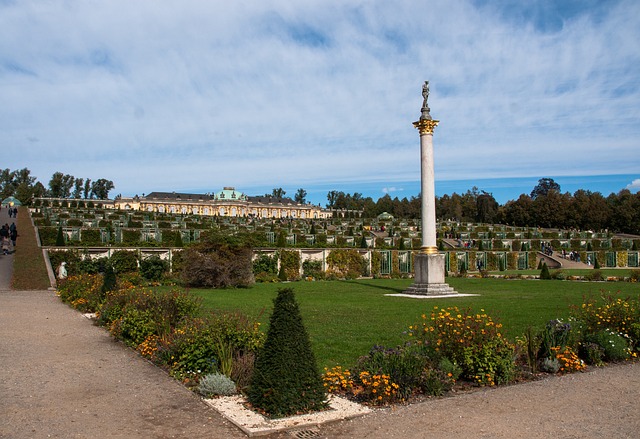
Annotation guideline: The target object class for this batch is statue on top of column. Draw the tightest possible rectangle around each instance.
[420,80,432,120]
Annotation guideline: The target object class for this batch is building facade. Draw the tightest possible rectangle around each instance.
[113,187,331,219]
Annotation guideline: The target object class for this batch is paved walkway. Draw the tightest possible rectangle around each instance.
[0,206,245,439]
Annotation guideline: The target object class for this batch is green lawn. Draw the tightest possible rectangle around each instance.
[192,277,640,369]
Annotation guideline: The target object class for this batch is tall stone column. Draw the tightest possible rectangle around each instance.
[404,81,457,296]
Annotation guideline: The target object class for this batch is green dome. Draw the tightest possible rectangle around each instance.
[1,196,22,206]
[215,187,246,201]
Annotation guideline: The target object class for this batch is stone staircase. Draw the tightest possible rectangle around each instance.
[536,251,592,270]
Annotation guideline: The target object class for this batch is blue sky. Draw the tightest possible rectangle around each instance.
[1,0,638,206]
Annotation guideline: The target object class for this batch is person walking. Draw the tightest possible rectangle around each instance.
[10,225,17,251]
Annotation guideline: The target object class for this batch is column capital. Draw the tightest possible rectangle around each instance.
[413,119,439,135]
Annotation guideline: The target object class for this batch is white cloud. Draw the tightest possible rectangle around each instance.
[1,0,639,200]
[626,179,640,192]
[382,187,404,195]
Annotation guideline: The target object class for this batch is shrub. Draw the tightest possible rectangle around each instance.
[57,274,103,312]
[571,294,640,348]
[56,226,65,246]
[409,306,515,386]
[579,342,605,366]
[154,311,264,380]
[99,287,202,347]
[110,250,139,274]
[140,255,169,281]
[326,249,366,279]
[302,259,324,279]
[539,262,551,280]
[198,372,237,397]
[539,319,574,359]
[248,288,327,418]
[352,345,428,401]
[180,245,253,288]
[253,253,278,278]
[278,250,301,281]
[585,269,603,281]
[584,330,630,362]
[101,264,117,296]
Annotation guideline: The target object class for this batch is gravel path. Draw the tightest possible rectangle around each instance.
[0,289,244,439]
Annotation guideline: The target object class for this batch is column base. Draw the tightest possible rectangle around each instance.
[404,253,458,296]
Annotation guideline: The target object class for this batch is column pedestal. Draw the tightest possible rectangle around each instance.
[404,253,457,296]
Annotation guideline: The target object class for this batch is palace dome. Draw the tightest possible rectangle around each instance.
[214,187,246,201]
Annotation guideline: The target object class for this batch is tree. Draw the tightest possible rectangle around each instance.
[326,190,339,209]
[294,188,307,204]
[530,178,561,200]
[48,172,74,198]
[475,191,499,224]
[72,178,84,199]
[90,179,115,199]
[83,179,92,199]
[0,168,16,199]
[270,188,286,199]
[248,288,326,418]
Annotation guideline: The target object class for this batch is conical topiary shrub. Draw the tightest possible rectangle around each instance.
[248,287,327,418]
[56,226,65,246]
[540,262,551,280]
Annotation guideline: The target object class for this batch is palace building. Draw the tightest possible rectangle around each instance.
[113,187,331,219]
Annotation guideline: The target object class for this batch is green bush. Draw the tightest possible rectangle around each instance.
[540,262,551,280]
[585,269,603,281]
[253,253,278,278]
[326,249,366,279]
[110,250,139,274]
[140,255,169,281]
[248,288,327,418]
[278,250,301,281]
[99,287,202,347]
[352,344,428,400]
[585,330,630,362]
[302,259,324,279]
[56,226,65,246]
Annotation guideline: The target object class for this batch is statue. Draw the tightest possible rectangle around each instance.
[57,262,67,279]
[420,80,432,120]
[422,81,429,106]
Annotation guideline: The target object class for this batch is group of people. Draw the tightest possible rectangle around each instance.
[541,241,554,256]
[6,206,18,218]
[561,249,582,263]
[1,222,17,255]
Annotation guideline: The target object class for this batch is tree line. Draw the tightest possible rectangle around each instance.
[3,169,639,235]
[0,168,114,203]
[326,179,640,235]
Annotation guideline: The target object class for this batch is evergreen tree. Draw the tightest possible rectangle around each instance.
[278,263,287,282]
[55,226,65,246]
[248,288,326,418]
[594,257,600,269]
[101,264,117,295]
[360,234,368,248]
[174,231,184,247]
[540,262,551,280]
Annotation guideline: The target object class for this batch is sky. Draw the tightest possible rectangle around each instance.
[1,0,639,206]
